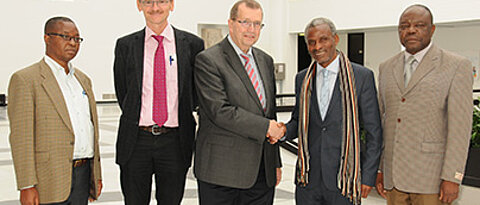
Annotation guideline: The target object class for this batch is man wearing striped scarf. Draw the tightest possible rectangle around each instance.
[284,17,383,204]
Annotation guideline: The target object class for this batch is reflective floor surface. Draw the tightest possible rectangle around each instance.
[0,104,477,204]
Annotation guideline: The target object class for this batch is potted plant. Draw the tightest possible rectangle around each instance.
[462,99,480,187]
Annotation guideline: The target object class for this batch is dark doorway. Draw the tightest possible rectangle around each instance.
[348,33,364,65]
[0,94,5,106]
[297,34,311,72]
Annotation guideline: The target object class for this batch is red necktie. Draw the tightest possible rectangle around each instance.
[240,54,265,109]
[152,35,168,126]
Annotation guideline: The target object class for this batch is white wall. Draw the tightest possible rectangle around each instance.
[288,0,480,32]
[364,28,401,80]
[0,0,250,100]
[354,22,480,89]
[0,0,285,99]
[0,0,144,100]
[2,0,480,98]
[432,23,480,89]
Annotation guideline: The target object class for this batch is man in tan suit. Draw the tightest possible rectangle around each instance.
[375,4,473,205]
[8,17,102,205]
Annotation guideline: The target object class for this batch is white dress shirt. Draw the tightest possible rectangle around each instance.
[44,56,94,160]
[404,41,433,73]
[139,23,179,127]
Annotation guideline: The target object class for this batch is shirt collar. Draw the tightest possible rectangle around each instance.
[44,55,75,75]
[317,54,339,74]
[404,41,432,63]
[227,35,253,57]
[145,23,174,43]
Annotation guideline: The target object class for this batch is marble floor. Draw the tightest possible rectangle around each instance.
[0,104,477,204]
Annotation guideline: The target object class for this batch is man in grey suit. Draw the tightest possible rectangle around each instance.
[194,0,284,204]
[375,5,473,205]
[285,17,383,204]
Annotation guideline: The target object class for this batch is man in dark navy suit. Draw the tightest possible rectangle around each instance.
[285,17,382,205]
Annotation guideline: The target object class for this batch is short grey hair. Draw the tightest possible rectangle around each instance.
[304,17,337,43]
[230,0,263,20]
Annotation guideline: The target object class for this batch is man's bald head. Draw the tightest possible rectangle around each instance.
[400,4,433,25]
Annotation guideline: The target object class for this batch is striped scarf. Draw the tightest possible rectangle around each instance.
[296,51,361,204]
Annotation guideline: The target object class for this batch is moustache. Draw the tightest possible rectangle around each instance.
[312,49,326,54]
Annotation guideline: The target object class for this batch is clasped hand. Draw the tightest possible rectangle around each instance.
[266,120,286,144]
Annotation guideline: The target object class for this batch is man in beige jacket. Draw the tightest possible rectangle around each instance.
[376,4,473,205]
[8,17,102,205]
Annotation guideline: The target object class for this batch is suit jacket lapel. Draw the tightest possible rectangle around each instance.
[405,45,440,93]
[220,38,263,111]
[252,48,273,113]
[74,71,98,134]
[39,59,74,134]
[392,53,406,94]
[310,74,323,123]
[324,76,341,122]
[174,27,187,98]
[134,29,146,93]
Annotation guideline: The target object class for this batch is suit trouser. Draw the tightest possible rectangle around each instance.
[43,160,90,205]
[386,188,450,205]
[120,129,187,205]
[295,168,352,205]
[197,158,275,205]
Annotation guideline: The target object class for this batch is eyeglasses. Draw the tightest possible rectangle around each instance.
[141,0,170,7]
[234,19,264,30]
[47,33,84,43]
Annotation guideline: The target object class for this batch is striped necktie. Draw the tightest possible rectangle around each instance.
[152,35,168,126]
[404,56,417,87]
[240,54,266,109]
[319,68,330,119]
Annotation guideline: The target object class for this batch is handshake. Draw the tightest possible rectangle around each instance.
[266,120,287,144]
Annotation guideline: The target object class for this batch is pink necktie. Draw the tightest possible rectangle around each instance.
[240,54,265,109]
[152,35,168,126]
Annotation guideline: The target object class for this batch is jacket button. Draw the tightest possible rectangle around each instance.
[401,98,406,102]
[397,118,401,123]
[70,141,74,145]
[322,127,327,131]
